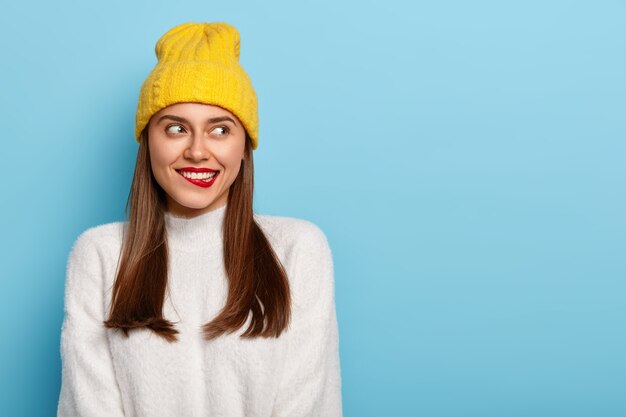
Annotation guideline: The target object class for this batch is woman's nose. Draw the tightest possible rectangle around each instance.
[184,135,209,161]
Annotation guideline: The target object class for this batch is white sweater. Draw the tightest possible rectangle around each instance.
[57,203,343,417]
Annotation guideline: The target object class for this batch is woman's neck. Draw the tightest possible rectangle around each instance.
[164,203,227,251]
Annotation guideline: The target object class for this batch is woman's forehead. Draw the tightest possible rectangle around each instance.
[150,102,241,127]
[158,102,233,116]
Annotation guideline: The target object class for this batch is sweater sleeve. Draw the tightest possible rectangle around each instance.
[272,222,343,417]
[57,230,126,417]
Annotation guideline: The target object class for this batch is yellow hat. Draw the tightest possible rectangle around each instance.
[135,22,259,149]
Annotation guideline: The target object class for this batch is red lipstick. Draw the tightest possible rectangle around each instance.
[176,167,219,188]
[177,167,218,172]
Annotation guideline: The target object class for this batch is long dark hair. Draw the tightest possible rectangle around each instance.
[103,127,291,342]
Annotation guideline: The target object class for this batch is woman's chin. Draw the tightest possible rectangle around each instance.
[166,195,225,215]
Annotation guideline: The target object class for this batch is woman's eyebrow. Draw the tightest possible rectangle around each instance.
[157,114,238,126]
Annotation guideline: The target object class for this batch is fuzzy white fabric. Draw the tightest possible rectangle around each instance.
[57,204,342,417]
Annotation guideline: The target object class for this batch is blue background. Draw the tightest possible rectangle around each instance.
[1,0,624,416]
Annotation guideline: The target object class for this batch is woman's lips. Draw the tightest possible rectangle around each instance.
[176,169,219,188]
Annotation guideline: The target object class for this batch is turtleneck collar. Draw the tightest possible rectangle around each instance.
[164,203,227,252]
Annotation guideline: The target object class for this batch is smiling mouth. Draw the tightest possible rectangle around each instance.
[176,169,218,182]
[175,169,220,188]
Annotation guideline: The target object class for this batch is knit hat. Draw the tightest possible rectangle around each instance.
[134,22,259,149]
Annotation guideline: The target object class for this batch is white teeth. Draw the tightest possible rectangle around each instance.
[179,170,217,181]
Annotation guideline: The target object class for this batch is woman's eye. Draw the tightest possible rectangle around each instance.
[165,124,186,135]
[212,126,230,136]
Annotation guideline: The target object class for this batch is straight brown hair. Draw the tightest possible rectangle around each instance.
[103,127,291,342]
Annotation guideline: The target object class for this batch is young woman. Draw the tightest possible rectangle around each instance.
[57,21,343,417]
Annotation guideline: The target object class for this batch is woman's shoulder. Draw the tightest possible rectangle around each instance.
[254,213,335,305]
[64,221,127,288]
[70,220,126,255]
[253,212,330,251]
